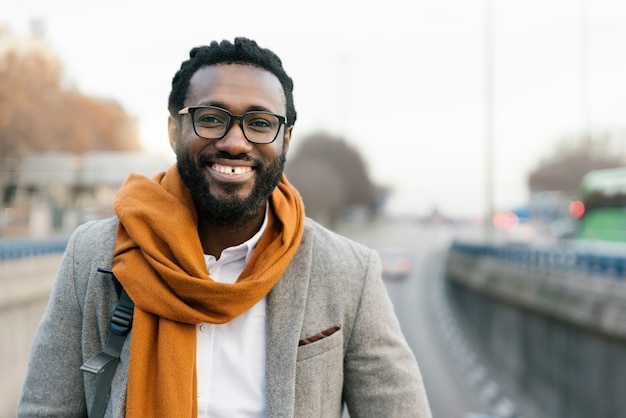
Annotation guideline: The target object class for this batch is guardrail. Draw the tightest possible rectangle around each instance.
[450,239,626,279]
[0,236,68,262]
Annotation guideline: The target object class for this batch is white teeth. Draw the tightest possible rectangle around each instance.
[212,163,252,175]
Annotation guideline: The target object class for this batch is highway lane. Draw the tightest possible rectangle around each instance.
[339,218,484,418]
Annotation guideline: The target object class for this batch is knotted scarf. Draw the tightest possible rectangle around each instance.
[112,164,304,417]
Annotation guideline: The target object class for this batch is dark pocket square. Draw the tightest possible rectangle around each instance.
[298,325,341,346]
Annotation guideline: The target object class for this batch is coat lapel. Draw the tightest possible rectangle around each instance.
[265,225,313,418]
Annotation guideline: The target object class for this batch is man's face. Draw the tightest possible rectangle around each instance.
[169,64,292,225]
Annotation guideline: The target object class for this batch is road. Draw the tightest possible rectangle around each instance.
[339,218,485,418]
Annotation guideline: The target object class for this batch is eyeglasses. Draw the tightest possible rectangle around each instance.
[178,106,288,144]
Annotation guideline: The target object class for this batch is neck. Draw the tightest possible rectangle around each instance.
[197,204,266,258]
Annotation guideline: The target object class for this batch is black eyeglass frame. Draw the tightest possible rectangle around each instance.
[178,105,288,144]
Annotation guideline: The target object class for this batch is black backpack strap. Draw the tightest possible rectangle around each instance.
[80,268,134,418]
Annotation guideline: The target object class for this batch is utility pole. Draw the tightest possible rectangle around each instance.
[580,0,591,143]
[484,0,495,230]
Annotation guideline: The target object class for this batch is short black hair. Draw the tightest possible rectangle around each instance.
[168,37,296,126]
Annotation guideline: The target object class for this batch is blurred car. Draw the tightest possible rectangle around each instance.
[378,248,413,280]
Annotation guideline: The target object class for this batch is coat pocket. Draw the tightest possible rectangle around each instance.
[296,327,343,362]
[295,328,344,416]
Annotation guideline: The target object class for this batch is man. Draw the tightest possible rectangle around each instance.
[18,37,432,417]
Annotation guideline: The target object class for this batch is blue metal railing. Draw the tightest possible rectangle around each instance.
[0,236,68,262]
[450,239,626,279]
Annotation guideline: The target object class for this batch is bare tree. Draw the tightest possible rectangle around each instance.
[0,30,141,155]
[528,131,626,196]
[286,132,381,227]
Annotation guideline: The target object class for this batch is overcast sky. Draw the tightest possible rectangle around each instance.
[4,0,626,218]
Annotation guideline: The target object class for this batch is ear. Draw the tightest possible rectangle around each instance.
[283,125,293,153]
[168,116,179,151]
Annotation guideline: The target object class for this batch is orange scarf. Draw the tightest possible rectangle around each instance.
[112,164,304,418]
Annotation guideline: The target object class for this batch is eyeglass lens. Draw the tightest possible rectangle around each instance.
[191,107,281,144]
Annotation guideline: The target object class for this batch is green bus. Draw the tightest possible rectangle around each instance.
[577,167,626,242]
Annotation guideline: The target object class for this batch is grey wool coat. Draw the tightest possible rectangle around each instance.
[18,216,432,417]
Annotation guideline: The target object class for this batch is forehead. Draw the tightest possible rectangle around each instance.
[186,64,286,113]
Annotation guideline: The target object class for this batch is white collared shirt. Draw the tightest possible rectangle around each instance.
[196,209,268,418]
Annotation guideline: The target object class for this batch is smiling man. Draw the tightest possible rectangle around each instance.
[18,37,432,418]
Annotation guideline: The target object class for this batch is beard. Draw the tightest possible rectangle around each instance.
[176,142,286,227]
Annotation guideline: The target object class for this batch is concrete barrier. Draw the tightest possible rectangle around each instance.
[445,238,626,417]
[0,254,62,418]
[445,240,626,341]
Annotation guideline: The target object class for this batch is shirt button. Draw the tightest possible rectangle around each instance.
[199,323,209,333]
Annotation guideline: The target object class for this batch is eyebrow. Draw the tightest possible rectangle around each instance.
[195,101,276,114]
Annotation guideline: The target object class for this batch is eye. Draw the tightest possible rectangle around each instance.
[245,113,277,132]
[194,109,227,127]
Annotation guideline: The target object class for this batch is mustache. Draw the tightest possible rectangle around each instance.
[198,151,254,165]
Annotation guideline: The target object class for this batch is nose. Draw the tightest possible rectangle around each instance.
[214,120,253,155]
